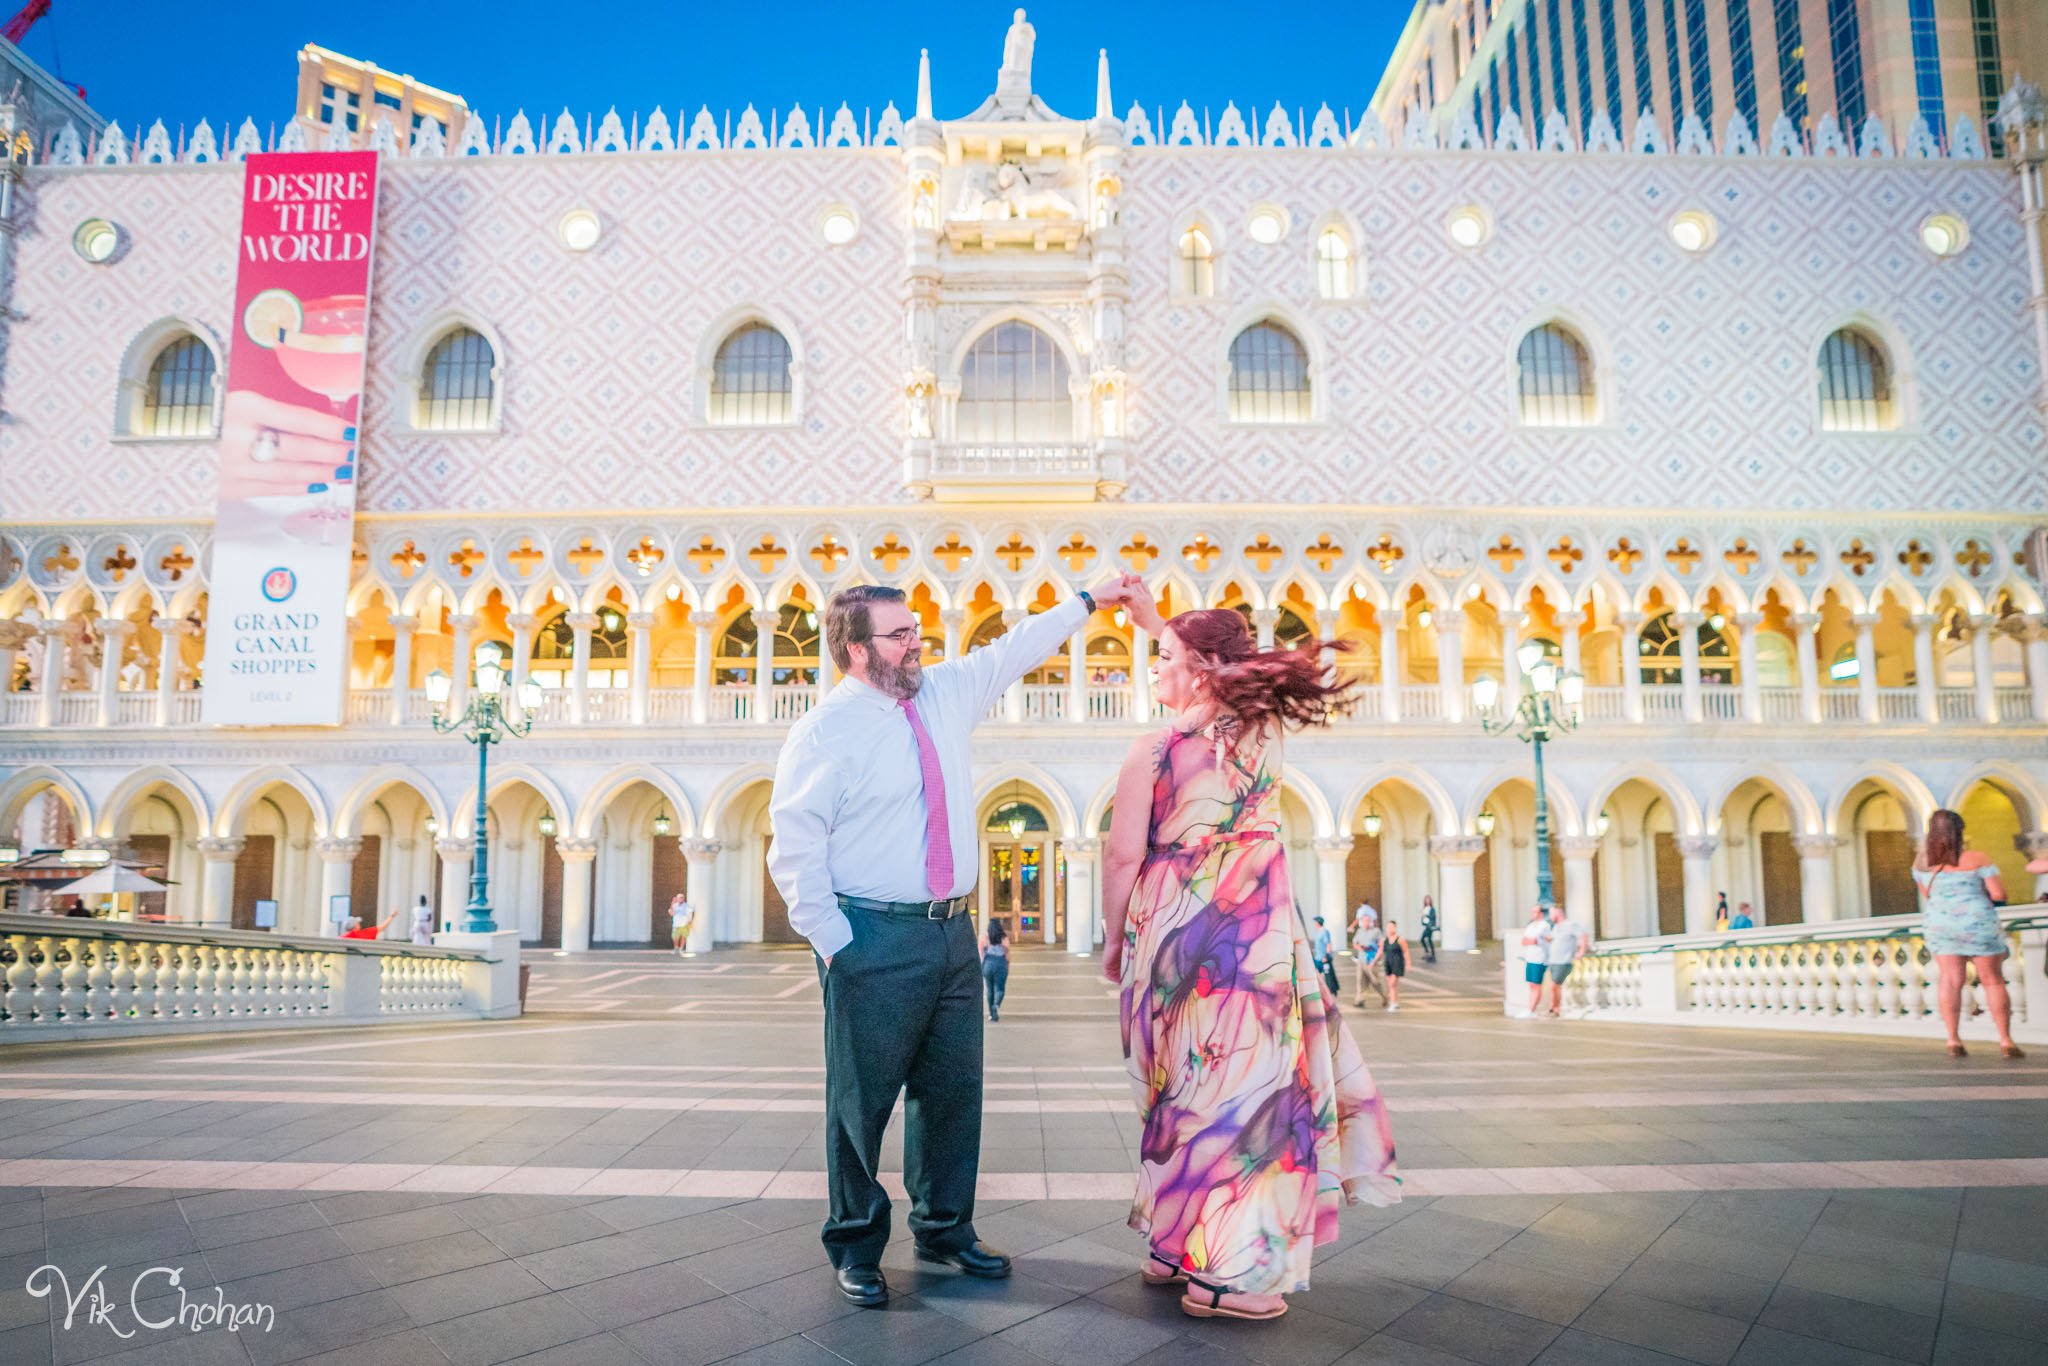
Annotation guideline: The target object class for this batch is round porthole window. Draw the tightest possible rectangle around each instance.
[73,218,119,263]
[818,205,859,246]
[1668,209,1717,254]
[1920,213,1968,258]
[1246,205,1288,245]
[1446,205,1491,249]
[556,209,602,252]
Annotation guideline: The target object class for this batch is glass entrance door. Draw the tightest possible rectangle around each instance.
[985,839,1061,944]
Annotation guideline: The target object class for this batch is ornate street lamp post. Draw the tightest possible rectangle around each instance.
[426,644,544,935]
[1471,644,1584,912]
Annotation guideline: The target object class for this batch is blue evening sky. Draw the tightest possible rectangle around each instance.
[23,2,1416,141]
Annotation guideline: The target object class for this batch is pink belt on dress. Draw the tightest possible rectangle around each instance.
[1147,830,1276,855]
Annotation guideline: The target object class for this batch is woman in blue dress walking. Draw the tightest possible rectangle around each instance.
[1912,808,2023,1059]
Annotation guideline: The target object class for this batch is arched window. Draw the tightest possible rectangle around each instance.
[716,603,819,684]
[957,322,1071,444]
[530,607,629,688]
[1177,227,1215,296]
[417,328,495,431]
[1818,327,1895,431]
[1636,611,1732,684]
[710,323,793,425]
[1515,323,1596,427]
[1316,226,1353,300]
[1227,322,1311,423]
[139,336,216,437]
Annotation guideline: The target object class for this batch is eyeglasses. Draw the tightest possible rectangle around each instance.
[867,627,920,648]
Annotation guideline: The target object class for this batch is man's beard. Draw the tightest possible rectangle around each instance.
[870,655,923,700]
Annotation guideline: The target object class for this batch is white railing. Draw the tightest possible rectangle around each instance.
[1759,687,1801,722]
[583,689,631,723]
[1,694,35,725]
[1997,687,2034,722]
[709,685,751,722]
[1022,684,1066,722]
[930,443,1095,476]
[1639,684,1685,722]
[1347,690,1385,723]
[648,687,693,722]
[173,692,203,724]
[770,684,816,721]
[115,693,154,724]
[1877,687,1918,721]
[1699,687,1741,722]
[1937,688,1976,721]
[1580,685,1626,721]
[1398,685,1441,720]
[1819,689,1859,721]
[1536,905,2047,1043]
[0,912,520,1042]
[56,693,95,726]
[1085,685,1130,721]
[345,689,386,723]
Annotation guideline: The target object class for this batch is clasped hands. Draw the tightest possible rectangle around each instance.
[1087,573,1165,634]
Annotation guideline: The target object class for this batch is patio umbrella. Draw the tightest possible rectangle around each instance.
[54,864,172,896]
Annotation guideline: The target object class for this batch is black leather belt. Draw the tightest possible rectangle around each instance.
[838,894,971,920]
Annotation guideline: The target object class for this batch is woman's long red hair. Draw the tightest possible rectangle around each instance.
[1166,608,1356,737]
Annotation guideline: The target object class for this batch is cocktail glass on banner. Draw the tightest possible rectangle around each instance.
[274,295,370,418]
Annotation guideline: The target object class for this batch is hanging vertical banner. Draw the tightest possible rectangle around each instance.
[202,150,379,727]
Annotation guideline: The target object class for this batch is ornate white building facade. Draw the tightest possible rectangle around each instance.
[3,16,2046,955]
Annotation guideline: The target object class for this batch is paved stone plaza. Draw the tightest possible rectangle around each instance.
[1,947,2045,1366]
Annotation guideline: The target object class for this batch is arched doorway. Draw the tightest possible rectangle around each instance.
[349,781,438,932]
[1588,779,1680,938]
[1,777,88,914]
[1716,778,1802,926]
[979,787,1063,946]
[227,782,320,934]
[1838,779,1916,919]
[590,779,688,946]
[480,781,566,947]
[1347,779,1439,928]
[106,780,206,923]
[1954,778,2033,898]
[720,778,798,944]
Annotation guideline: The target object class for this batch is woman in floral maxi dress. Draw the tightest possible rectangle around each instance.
[1101,606,1400,1322]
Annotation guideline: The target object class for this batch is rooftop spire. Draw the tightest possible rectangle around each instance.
[916,48,932,120]
[1095,49,1112,120]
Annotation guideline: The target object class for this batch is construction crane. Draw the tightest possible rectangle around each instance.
[1,1,86,100]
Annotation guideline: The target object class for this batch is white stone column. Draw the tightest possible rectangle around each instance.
[315,836,362,937]
[1790,612,1822,723]
[36,619,70,727]
[1131,625,1152,720]
[1429,835,1485,952]
[751,609,777,723]
[1734,613,1764,722]
[1051,620,1080,725]
[1674,612,1705,723]
[1064,838,1098,955]
[1002,609,1027,722]
[2025,616,2048,724]
[1558,835,1601,937]
[196,836,243,928]
[567,611,597,725]
[1675,834,1718,935]
[1616,611,1645,723]
[1969,615,1999,722]
[388,614,417,726]
[555,836,599,951]
[95,618,135,727]
[816,613,836,695]
[1793,834,1840,923]
[1497,609,1526,712]
[1379,612,1402,723]
[1434,607,1465,723]
[150,617,196,727]
[1555,609,1584,678]
[941,608,965,661]
[690,611,716,723]
[436,836,475,929]
[1314,836,1353,952]
[1851,612,1880,722]
[1251,607,1279,651]
[627,612,654,725]
[447,614,476,714]
[507,612,536,701]
[1909,613,1940,723]
[682,838,720,951]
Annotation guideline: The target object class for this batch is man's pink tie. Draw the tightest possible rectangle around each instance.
[898,698,955,899]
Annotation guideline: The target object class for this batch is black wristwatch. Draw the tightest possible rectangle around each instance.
[1078,589,1097,614]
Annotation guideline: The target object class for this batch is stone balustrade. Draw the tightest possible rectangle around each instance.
[1512,904,2048,1043]
[0,913,522,1042]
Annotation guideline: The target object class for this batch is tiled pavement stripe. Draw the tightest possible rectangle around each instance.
[4,1156,2047,1197]
[1,1081,2041,1111]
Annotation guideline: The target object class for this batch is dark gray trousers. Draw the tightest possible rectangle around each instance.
[817,902,983,1269]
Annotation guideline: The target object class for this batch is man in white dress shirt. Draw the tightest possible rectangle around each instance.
[769,576,1140,1307]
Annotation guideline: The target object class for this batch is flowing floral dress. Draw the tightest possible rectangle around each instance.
[1119,724,1400,1295]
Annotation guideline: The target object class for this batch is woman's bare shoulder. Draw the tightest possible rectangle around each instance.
[1957,849,1996,869]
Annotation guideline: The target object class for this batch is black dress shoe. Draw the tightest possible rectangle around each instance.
[915,1242,1012,1278]
[835,1264,887,1307]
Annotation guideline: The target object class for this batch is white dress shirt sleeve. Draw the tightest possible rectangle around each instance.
[767,726,854,959]
[949,595,1090,719]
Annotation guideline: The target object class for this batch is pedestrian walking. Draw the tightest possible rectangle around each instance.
[1418,896,1438,963]
[668,892,696,956]
[979,917,1010,1021]
[1518,905,1552,1017]
[1382,921,1408,1011]
[1543,904,1589,1016]
[1350,902,1387,1007]
[1310,914,1342,998]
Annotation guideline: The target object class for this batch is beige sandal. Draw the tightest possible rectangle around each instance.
[1141,1251,1188,1286]
[1181,1278,1287,1320]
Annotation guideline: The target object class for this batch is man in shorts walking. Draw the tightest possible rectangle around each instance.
[1518,905,1552,1017]
[1543,904,1590,1017]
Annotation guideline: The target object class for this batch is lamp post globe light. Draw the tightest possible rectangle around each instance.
[426,643,546,935]
[1470,640,1584,914]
